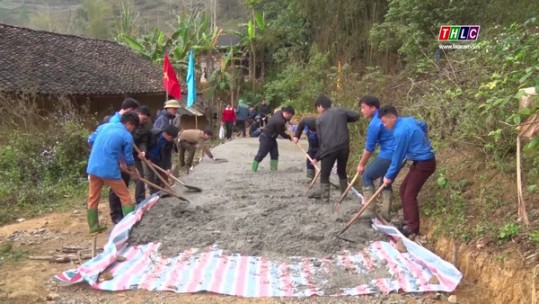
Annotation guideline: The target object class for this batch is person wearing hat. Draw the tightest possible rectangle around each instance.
[154,99,181,130]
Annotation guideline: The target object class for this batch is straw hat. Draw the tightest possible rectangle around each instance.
[164,99,180,108]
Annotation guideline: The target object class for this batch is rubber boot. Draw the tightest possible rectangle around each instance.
[270,159,278,170]
[87,208,107,234]
[308,183,322,199]
[306,169,315,181]
[380,189,392,221]
[122,204,135,217]
[320,183,330,203]
[252,160,259,172]
[359,186,376,219]
[339,179,349,200]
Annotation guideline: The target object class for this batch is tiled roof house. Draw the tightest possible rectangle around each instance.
[0,23,166,118]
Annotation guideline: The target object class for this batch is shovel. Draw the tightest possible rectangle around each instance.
[120,168,189,202]
[338,184,385,237]
[150,163,203,192]
[212,158,228,163]
[138,176,190,202]
[332,171,360,212]
[133,145,172,189]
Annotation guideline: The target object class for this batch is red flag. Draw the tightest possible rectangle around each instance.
[163,53,182,99]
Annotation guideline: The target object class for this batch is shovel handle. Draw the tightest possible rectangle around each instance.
[305,169,321,194]
[150,162,202,192]
[138,176,189,203]
[332,171,360,212]
[295,142,320,171]
[133,145,172,189]
[339,184,385,235]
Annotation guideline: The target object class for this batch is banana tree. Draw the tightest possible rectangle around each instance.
[243,0,265,94]
[207,46,243,106]
[116,12,219,71]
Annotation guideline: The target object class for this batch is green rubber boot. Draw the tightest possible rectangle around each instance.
[270,159,278,170]
[252,160,259,172]
[122,204,135,216]
[87,208,107,234]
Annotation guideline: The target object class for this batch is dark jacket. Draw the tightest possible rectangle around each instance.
[258,104,270,116]
[147,128,174,170]
[262,110,291,140]
[295,117,319,149]
[132,121,151,160]
[153,110,179,130]
[315,107,360,160]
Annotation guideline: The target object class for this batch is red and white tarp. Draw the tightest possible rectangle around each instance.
[54,195,462,296]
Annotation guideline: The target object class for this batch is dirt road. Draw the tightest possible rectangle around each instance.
[0,138,446,303]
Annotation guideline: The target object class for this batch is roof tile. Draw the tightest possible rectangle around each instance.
[0,23,164,95]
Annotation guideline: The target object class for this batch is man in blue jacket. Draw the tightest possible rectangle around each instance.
[86,112,140,234]
[380,105,436,237]
[107,98,140,123]
[356,96,395,221]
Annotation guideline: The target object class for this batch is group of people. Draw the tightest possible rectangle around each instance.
[220,99,271,140]
[86,98,214,233]
[252,95,436,237]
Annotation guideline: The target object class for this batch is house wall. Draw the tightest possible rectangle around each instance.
[79,93,166,122]
[180,115,210,131]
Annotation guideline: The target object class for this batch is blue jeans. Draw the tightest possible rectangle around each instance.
[306,146,317,170]
[362,157,392,190]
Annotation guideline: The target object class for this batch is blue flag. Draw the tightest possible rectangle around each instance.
[186,49,196,107]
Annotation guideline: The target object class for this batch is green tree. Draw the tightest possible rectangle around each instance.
[264,48,329,113]
[76,0,114,39]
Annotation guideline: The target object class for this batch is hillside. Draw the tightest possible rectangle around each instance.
[0,0,249,37]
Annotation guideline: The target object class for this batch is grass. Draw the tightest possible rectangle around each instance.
[421,153,538,249]
[0,185,87,226]
[0,241,33,263]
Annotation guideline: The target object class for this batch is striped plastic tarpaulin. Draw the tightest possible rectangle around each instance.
[54,194,462,297]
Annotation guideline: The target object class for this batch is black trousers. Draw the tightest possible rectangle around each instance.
[224,122,233,139]
[236,120,246,137]
[254,134,278,162]
[320,146,349,184]
[108,171,130,224]
[134,159,146,204]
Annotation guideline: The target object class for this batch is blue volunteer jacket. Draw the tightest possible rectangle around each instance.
[385,117,434,180]
[87,123,135,179]
[365,109,394,160]
[108,112,121,123]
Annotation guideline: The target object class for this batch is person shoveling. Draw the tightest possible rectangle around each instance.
[176,128,215,174]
